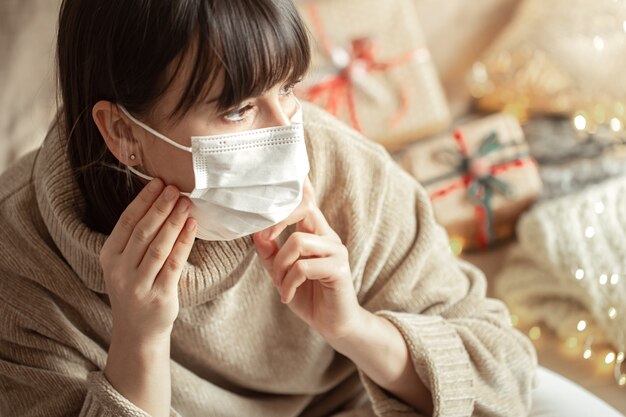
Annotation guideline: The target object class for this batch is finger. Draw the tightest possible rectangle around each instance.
[252,231,280,276]
[263,199,310,241]
[273,232,338,286]
[124,185,181,268]
[302,175,315,201]
[153,216,197,294]
[263,176,316,241]
[295,204,340,241]
[281,256,340,303]
[281,262,308,303]
[104,178,164,255]
[136,196,192,287]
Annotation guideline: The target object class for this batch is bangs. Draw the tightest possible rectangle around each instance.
[167,0,311,119]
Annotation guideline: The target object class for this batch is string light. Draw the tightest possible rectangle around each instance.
[608,307,617,319]
[504,194,626,387]
[594,201,605,214]
[583,336,594,360]
[574,114,588,131]
[529,326,541,341]
[605,352,616,364]
[610,117,622,132]
[615,352,625,386]
[449,237,464,256]
[566,336,578,349]
[593,36,605,51]
[516,315,625,386]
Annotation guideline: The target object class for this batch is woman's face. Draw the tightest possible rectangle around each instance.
[92,49,300,194]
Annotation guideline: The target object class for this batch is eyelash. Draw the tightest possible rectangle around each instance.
[223,81,299,124]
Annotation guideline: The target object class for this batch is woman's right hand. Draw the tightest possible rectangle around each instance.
[99,178,197,344]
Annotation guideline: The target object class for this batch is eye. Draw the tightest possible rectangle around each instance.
[279,80,301,96]
[223,104,254,123]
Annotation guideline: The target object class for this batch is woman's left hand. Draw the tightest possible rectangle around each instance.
[252,177,363,341]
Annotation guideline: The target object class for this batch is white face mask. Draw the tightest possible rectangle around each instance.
[118,101,310,241]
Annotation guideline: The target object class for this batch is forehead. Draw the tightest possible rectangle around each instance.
[164,42,224,108]
[151,1,311,122]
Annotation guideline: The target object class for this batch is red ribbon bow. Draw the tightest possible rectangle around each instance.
[302,4,428,132]
[429,129,537,248]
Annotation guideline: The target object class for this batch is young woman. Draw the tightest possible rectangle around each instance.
[0,0,538,416]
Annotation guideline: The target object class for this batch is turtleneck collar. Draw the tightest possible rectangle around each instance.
[32,120,260,308]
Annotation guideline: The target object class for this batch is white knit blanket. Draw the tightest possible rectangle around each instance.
[495,175,626,352]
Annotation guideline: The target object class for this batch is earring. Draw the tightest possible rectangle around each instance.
[130,154,136,161]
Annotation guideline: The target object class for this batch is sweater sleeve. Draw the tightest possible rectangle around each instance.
[351,156,538,417]
[0,301,181,417]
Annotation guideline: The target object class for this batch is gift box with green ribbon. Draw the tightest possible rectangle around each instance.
[395,112,543,251]
[294,0,451,151]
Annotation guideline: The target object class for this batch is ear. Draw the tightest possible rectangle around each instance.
[92,100,142,166]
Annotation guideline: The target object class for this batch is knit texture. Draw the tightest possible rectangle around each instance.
[522,116,626,200]
[0,101,536,417]
[494,175,626,353]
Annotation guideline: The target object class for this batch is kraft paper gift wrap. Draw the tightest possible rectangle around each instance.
[395,112,542,251]
[295,0,451,151]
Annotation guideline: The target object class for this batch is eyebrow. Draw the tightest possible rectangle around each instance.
[205,78,302,107]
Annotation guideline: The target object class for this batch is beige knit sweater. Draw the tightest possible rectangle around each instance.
[0,102,537,417]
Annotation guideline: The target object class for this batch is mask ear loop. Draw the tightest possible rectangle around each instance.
[124,164,194,198]
[290,99,303,124]
[118,105,193,153]
[119,105,196,196]
[118,101,304,200]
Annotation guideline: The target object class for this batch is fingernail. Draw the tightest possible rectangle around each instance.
[282,293,291,304]
[164,186,178,201]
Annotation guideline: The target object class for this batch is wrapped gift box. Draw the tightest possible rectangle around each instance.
[295,0,451,151]
[395,112,543,251]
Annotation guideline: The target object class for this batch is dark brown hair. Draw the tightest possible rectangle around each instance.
[56,0,311,235]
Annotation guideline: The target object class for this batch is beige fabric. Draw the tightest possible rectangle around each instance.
[0,0,60,173]
[494,175,626,354]
[413,0,523,118]
[0,102,536,416]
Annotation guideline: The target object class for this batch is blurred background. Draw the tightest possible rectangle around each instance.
[1,0,625,413]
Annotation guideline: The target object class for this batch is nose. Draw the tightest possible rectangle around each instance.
[265,102,292,127]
